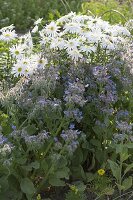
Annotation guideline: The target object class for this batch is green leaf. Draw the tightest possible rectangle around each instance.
[48,176,65,186]
[108,160,120,182]
[122,176,132,191]
[86,172,95,182]
[20,178,35,195]
[30,161,40,169]
[55,167,70,179]
[116,183,125,191]
[26,124,37,135]
[120,147,130,162]
[57,157,67,169]
[72,165,86,180]
[103,187,114,195]
[41,159,48,172]
[124,143,133,149]
[90,139,101,148]
[124,163,133,175]
[74,181,86,192]
[72,148,84,165]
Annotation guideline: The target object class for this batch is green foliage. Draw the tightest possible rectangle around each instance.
[65,191,87,200]
[65,182,87,200]
[87,172,114,198]
[108,143,133,194]
[0,0,82,32]
[81,0,133,24]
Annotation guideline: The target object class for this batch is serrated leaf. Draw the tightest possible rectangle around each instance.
[122,176,132,191]
[20,178,35,195]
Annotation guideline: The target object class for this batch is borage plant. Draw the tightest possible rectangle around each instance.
[0,12,132,200]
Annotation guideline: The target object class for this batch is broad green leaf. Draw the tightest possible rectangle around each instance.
[90,139,101,148]
[115,143,123,154]
[108,160,120,182]
[55,167,70,179]
[116,183,125,191]
[72,165,86,180]
[57,157,67,169]
[72,148,83,165]
[124,163,133,175]
[30,161,40,169]
[41,159,48,172]
[122,176,132,191]
[20,178,35,195]
[124,143,133,149]
[121,153,130,162]
[48,176,65,186]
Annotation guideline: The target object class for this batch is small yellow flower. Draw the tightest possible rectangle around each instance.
[97,169,105,176]
[70,185,78,194]
[36,194,41,200]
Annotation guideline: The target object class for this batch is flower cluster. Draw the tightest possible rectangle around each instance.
[0,13,131,78]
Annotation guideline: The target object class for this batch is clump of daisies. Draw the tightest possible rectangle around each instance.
[0,12,131,78]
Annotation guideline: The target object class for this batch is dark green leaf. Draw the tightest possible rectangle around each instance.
[20,178,35,195]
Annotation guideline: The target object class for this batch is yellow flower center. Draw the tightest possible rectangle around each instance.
[18,67,22,72]
[49,26,55,31]
[5,33,11,37]
[15,50,20,55]
[39,59,43,64]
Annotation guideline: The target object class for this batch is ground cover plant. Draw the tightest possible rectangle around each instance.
[0,12,133,200]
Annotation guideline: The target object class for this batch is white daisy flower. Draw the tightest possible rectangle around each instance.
[10,44,25,58]
[0,24,15,32]
[63,22,82,34]
[12,61,28,77]
[65,38,80,51]
[0,30,17,42]
[80,45,97,54]
[68,49,83,62]
[45,21,60,37]
[57,12,76,24]
[37,57,48,69]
